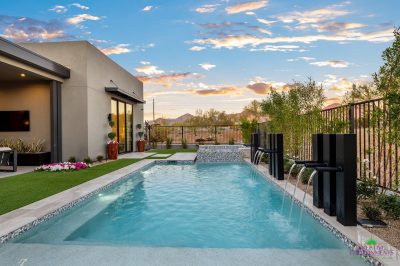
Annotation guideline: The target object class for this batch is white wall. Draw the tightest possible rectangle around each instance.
[21,41,144,160]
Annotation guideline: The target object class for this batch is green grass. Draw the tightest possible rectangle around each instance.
[148,149,198,154]
[0,159,140,215]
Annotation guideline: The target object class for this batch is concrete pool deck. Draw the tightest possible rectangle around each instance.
[0,244,367,266]
[0,155,398,266]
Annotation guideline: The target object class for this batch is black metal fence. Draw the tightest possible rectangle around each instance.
[259,98,400,191]
[147,125,243,145]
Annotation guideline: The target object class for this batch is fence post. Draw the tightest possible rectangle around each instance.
[348,103,355,133]
[181,126,184,143]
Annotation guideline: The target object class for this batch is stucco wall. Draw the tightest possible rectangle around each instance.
[21,41,144,160]
[86,43,144,157]
[21,42,89,161]
[0,81,51,151]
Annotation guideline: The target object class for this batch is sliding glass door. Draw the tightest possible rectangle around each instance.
[111,99,133,153]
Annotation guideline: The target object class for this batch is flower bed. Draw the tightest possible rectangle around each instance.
[35,162,90,172]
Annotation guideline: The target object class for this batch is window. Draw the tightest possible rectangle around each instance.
[111,99,133,153]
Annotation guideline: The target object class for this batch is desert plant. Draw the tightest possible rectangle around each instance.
[357,159,379,200]
[182,138,188,149]
[228,138,235,145]
[362,203,382,221]
[68,156,76,163]
[166,138,173,149]
[138,131,144,140]
[377,194,400,219]
[108,132,116,140]
[240,119,258,144]
[107,114,116,141]
[83,157,93,164]
[96,155,104,162]
[0,138,45,153]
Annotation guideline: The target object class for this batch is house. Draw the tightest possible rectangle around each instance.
[0,37,144,163]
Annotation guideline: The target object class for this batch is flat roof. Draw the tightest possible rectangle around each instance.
[0,37,70,79]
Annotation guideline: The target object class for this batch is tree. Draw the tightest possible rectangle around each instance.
[261,78,325,157]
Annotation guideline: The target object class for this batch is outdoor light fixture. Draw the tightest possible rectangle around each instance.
[20,73,26,78]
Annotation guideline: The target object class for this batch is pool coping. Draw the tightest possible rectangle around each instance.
[246,160,400,266]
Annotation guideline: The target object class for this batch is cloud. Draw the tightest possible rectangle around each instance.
[0,15,69,42]
[190,46,206,51]
[137,73,193,87]
[100,44,131,55]
[316,22,366,32]
[277,6,350,24]
[226,1,268,14]
[71,3,89,10]
[192,86,241,96]
[135,65,164,75]
[247,82,271,94]
[310,60,349,68]
[287,56,315,62]
[49,5,68,13]
[250,44,300,52]
[192,28,394,49]
[66,14,100,25]
[196,4,220,13]
[199,63,216,70]
[247,78,289,94]
[143,6,154,12]
[257,18,276,26]
[140,61,151,65]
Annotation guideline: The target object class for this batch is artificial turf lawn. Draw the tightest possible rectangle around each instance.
[0,159,140,215]
[147,149,198,154]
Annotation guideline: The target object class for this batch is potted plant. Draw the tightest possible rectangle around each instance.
[136,124,145,152]
[107,114,118,160]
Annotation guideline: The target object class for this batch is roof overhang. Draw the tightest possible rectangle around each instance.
[105,87,145,104]
[0,37,70,79]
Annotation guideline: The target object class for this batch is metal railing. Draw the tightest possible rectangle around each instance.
[259,98,400,191]
[147,125,243,145]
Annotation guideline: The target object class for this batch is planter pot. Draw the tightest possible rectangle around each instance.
[136,140,145,152]
[107,143,119,160]
[18,152,51,166]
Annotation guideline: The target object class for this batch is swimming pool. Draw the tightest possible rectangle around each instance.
[0,162,367,265]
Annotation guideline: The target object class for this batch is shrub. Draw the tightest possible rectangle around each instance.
[240,119,258,144]
[301,168,314,185]
[362,203,382,221]
[166,138,173,149]
[377,194,400,219]
[68,156,76,163]
[228,138,235,145]
[196,138,205,145]
[182,138,188,149]
[107,132,116,140]
[83,157,93,165]
[357,180,379,200]
[96,155,104,162]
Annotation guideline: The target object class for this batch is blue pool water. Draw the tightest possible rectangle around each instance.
[13,163,354,250]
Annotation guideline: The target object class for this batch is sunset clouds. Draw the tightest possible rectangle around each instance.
[226,1,268,14]
[0,0,397,119]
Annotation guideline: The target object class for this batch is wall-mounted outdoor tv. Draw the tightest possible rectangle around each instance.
[0,111,30,132]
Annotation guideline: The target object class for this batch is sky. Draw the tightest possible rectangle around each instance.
[0,1,399,120]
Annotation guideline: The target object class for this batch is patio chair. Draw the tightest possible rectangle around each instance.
[0,147,17,172]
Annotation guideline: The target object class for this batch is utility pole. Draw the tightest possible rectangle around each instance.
[152,98,155,122]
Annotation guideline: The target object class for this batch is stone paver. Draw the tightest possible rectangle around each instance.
[0,166,36,179]
[167,152,197,161]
